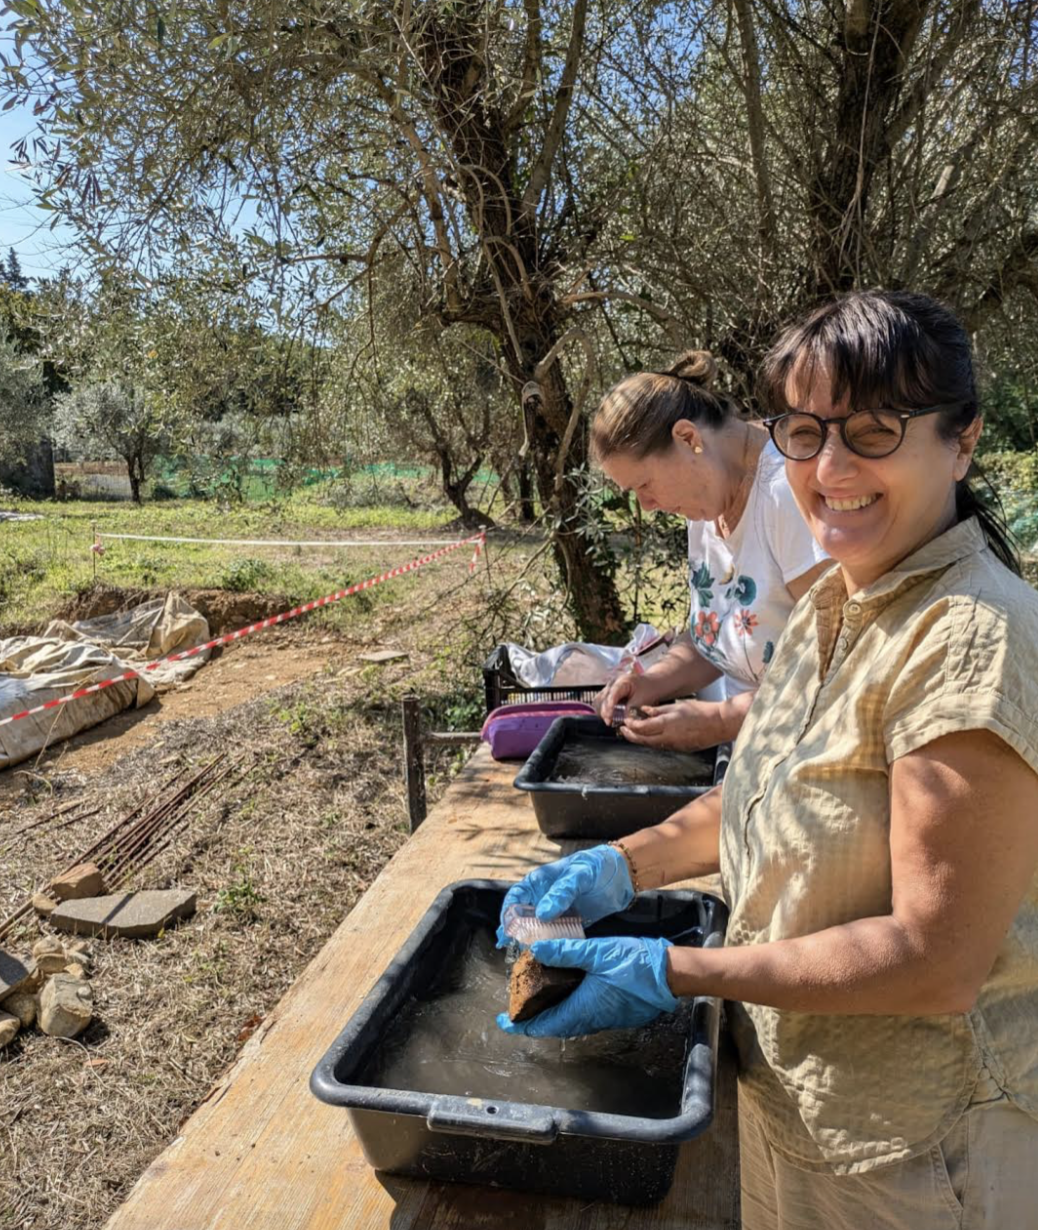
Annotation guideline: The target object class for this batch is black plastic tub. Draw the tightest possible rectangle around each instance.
[310,880,727,1206]
[514,716,725,840]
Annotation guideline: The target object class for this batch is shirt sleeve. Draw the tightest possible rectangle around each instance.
[883,594,1038,777]
[764,470,829,584]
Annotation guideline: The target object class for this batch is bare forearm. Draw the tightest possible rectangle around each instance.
[636,633,721,704]
[667,915,973,1016]
[715,689,755,741]
[617,787,723,886]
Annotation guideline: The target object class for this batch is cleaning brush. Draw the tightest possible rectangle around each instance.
[501,903,586,946]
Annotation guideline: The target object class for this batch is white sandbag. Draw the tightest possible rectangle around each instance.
[0,592,211,770]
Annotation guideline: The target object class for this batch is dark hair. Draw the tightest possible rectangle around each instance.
[591,350,739,460]
[759,289,1021,575]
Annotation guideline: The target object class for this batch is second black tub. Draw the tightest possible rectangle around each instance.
[514,716,727,839]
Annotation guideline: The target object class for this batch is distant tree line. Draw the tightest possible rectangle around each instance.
[2,1,1037,633]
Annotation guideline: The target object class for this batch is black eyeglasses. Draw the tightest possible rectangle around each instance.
[763,403,968,461]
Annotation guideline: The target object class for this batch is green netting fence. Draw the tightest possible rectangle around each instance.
[149,457,498,501]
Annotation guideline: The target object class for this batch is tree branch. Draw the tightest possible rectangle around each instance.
[560,289,685,349]
[522,0,587,217]
[504,0,543,133]
[732,0,778,269]
[884,0,982,154]
[961,229,1038,332]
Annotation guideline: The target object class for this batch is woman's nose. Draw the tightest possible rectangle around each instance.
[814,428,859,484]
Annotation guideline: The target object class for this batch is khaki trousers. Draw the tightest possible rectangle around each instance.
[738,1074,1038,1230]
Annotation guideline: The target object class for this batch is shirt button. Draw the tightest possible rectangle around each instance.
[847,602,862,616]
[838,636,850,651]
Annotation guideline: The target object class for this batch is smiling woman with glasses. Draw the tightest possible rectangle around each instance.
[497,291,1038,1230]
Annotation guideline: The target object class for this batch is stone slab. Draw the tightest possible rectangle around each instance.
[49,890,197,939]
[357,648,409,663]
[0,949,36,1002]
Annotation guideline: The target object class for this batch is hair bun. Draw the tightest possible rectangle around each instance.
[666,350,718,390]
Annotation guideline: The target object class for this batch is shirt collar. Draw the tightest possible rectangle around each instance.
[810,516,987,613]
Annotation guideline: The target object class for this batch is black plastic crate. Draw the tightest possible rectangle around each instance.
[514,717,725,840]
[310,880,727,1206]
[483,645,604,716]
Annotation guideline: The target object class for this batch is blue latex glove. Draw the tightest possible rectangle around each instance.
[496,845,634,948]
[496,936,679,1037]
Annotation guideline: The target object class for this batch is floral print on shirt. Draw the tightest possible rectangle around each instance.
[690,562,769,682]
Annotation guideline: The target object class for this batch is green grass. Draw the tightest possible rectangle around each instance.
[0,485,469,629]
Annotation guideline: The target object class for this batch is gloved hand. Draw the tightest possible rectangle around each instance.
[496,936,679,1037]
[496,845,634,948]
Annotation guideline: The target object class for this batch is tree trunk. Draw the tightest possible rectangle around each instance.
[507,319,627,643]
[517,457,535,523]
[127,455,142,504]
[411,2,624,640]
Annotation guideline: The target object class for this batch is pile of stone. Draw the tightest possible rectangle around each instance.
[0,937,94,1044]
[0,860,197,1050]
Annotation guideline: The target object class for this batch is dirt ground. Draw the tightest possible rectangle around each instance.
[0,546,521,1230]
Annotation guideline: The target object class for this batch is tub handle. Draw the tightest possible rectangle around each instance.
[427,1097,558,1144]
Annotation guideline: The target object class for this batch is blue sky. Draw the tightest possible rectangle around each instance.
[0,96,77,282]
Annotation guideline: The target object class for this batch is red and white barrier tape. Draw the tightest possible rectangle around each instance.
[0,532,486,728]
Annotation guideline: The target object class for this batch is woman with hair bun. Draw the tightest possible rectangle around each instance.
[592,349,829,750]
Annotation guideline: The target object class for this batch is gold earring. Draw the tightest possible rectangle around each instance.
[693,446,703,454]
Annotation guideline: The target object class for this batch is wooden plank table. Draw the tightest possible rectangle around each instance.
[106,746,740,1230]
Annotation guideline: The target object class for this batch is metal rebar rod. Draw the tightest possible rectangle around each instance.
[99,755,227,876]
[94,756,225,864]
[114,756,250,885]
[107,754,244,884]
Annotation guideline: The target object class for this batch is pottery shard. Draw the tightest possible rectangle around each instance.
[49,890,197,939]
[0,1011,19,1047]
[50,863,107,902]
[508,950,585,1024]
[4,992,36,1029]
[0,948,38,1001]
[39,974,92,1038]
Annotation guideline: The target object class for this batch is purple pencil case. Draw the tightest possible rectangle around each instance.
[480,702,597,760]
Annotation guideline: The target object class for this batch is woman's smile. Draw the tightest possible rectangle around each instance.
[819,492,880,513]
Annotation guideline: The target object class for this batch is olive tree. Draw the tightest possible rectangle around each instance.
[53,381,172,504]
[0,328,47,471]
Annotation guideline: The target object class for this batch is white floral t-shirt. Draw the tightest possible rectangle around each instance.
[687,440,829,698]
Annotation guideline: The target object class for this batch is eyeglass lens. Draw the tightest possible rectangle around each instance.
[774,410,904,459]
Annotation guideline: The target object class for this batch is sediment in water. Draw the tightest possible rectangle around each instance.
[550,735,714,788]
[362,928,689,1118]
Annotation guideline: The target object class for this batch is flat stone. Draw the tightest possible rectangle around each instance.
[50,862,107,902]
[0,1011,19,1047]
[49,890,197,939]
[0,949,37,1001]
[358,649,409,664]
[38,975,92,1038]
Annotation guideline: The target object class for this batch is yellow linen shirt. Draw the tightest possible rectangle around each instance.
[720,517,1038,1174]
